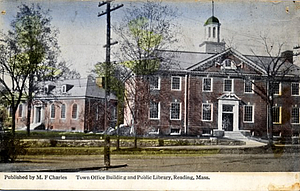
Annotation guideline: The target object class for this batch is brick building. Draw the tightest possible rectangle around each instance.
[123,13,300,138]
[15,76,117,132]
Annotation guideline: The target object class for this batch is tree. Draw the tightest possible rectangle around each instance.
[236,37,299,145]
[112,1,181,145]
[0,3,72,136]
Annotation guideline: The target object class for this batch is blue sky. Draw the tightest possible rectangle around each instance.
[0,0,299,77]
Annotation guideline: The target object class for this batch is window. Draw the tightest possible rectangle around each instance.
[224,79,233,92]
[96,107,99,120]
[18,104,23,118]
[72,104,78,119]
[291,83,300,96]
[170,102,181,120]
[272,106,282,124]
[271,82,281,95]
[62,85,67,93]
[213,27,216,38]
[171,77,181,90]
[245,80,254,93]
[291,107,300,124]
[150,101,160,119]
[208,27,211,38]
[61,104,66,119]
[8,107,12,118]
[244,105,254,123]
[111,107,117,120]
[44,86,49,94]
[202,103,213,121]
[149,76,160,90]
[203,78,212,92]
[50,104,55,119]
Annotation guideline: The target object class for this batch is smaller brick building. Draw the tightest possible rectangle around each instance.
[15,76,117,132]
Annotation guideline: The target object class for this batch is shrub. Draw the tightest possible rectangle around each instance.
[49,139,58,147]
[0,132,27,163]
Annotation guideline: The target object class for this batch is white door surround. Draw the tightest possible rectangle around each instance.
[217,94,241,131]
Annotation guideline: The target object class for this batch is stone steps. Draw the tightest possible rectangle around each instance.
[224,131,249,141]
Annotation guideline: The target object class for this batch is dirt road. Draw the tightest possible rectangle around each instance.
[1,152,299,172]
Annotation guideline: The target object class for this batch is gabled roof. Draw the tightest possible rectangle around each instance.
[158,48,300,77]
[187,48,267,74]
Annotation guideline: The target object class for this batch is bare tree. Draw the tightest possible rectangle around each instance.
[236,36,299,145]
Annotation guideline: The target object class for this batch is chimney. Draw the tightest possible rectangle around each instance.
[293,46,300,67]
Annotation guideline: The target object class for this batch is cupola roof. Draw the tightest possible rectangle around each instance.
[204,16,220,26]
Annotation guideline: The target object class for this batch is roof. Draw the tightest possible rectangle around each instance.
[204,16,220,26]
[158,48,300,77]
[158,50,214,70]
[36,77,117,100]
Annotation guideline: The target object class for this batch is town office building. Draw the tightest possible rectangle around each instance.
[123,13,300,138]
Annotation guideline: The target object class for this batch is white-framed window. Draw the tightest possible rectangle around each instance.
[149,101,160,119]
[72,104,78,119]
[291,83,300,96]
[243,105,254,123]
[208,27,211,38]
[202,103,213,121]
[271,82,281,95]
[213,27,216,38]
[61,104,66,119]
[18,104,23,118]
[272,105,282,124]
[203,78,213,92]
[291,107,300,124]
[170,102,181,120]
[244,80,254,93]
[149,76,160,90]
[50,104,55,119]
[223,79,233,92]
[171,76,181,91]
[62,85,67,93]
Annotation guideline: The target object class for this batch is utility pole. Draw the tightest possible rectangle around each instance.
[98,0,123,168]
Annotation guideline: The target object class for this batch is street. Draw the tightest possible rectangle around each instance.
[1,152,299,172]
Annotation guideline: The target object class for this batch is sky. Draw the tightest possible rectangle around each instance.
[0,0,299,77]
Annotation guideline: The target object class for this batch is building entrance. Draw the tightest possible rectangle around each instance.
[217,94,241,131]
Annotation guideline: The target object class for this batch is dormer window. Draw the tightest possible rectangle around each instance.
[61,84,74,93]
[44,86,49,94]
[44,84,55,94]
[62,85,67,93]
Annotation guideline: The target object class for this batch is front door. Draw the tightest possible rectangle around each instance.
[222,113,233,131]
[35,107,42,123]
[217,94,240,131]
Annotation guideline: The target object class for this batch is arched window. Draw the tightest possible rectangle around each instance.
[50,104,55,119]
[72,104,78,119]
[18,104,23,117]
[61,104,66,119]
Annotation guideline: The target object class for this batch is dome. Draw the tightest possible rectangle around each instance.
[204,16,220,26]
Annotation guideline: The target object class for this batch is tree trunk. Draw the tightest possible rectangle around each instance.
[26,97,32,136]
[26,77,34,137]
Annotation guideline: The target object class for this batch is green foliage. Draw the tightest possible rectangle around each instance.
[128,17,162,52]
